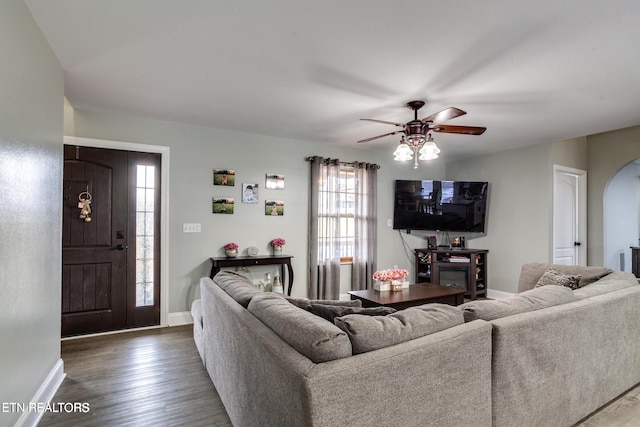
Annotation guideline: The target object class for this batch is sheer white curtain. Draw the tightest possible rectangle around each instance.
[351,161,377,290]
[309,156,341,299]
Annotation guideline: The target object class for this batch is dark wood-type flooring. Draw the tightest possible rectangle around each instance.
[40,325,640,426]
[39,325,231,427]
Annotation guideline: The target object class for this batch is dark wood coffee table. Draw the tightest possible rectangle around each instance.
[348,283,465,310]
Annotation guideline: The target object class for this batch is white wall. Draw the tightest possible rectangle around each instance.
[65,108,449,311]
[0,1,64,426]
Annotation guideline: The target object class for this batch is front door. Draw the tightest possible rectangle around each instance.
[62,146,161,337]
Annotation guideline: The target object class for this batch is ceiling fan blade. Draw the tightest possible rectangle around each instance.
[357,130,404,143]
[431,124,487,135]
[360,118,405,127]
[421,107,466,124]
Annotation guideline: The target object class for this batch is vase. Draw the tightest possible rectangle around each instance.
[225,249,238,258]
[273,245,282,256]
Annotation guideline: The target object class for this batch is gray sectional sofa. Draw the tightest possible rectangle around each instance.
[192,265,640,427]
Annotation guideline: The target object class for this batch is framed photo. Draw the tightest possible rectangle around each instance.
[212,197,234,214]
[213,169,235,186]
[265,174,284,190]
[265,200,284,216]
[242,183,259,204]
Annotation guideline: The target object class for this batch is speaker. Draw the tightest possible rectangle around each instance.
[427,235,437,249]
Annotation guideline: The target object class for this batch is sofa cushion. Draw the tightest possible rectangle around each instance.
[535,268,581,290]
[248,292,352,363]
[308,303,396,323]
[518,263,613,292]
[460,285,577,322]
[213,271,262,307]
[573,271,639,299]
[333,304,464,354]
[286,297,362,310]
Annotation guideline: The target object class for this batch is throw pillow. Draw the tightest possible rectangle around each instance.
[334,304,464,354]
[286,297,362,310]
[535,268,581,290]
[308,304,396,323]
[248,293,352,363]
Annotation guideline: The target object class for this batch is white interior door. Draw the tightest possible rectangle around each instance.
[553,165,587,265]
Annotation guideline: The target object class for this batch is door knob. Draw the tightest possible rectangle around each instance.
[112,244,127,251]
[574,242,582,246]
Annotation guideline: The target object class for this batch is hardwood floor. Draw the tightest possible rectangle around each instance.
[40,325,640,426]
[39,326,231,427]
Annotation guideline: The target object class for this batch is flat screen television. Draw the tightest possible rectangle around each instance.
[393,180,489,232]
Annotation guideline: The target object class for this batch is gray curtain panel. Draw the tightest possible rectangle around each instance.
[351,161,378,291]
[308,156,341,299]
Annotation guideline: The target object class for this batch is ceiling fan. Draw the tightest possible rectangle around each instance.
[357,100,486,168]
[357,100,486,144]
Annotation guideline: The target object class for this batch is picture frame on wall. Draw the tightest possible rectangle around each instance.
[213,169,235,186]
[212,197,234,214]
[242,183,259,203]
[265,174,284,190]
[265,200,284,216]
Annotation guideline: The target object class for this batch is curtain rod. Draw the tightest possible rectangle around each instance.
[305,156,380,169]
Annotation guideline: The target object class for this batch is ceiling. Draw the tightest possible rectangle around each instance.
[25,0,640,160]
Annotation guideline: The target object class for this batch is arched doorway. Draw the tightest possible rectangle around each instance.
[603,159,640,271]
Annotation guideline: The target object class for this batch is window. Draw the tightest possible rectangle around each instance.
[135,164,155,307]
[317,166,357,263]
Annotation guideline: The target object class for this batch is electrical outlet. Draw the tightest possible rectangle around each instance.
[183,223,201,233]
[387,219,393,227]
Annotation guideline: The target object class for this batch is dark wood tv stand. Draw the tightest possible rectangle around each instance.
[414,248,488,300]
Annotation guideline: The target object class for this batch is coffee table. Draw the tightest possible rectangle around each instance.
[347,283,465,310]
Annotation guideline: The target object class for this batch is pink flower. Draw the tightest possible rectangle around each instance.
[271,238,286,247]
[224,242,238,250]
[373,268,408,282]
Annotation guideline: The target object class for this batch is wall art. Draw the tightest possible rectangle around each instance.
[242,183,259,203]
[212,197,234,214]
[265,200,284,216]
[213,169,235,186]
[265,174,284,190]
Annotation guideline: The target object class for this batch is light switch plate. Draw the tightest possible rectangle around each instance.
[183,223,201,233]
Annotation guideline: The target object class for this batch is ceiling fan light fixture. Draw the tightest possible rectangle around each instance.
[418,134,440,160]
[393,138,413,161]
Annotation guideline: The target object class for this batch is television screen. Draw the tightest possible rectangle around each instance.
[393,180,488,232]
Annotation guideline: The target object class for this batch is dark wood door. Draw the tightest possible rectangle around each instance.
[62,146,161,337]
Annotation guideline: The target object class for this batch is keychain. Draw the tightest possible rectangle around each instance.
[78,191,92,222]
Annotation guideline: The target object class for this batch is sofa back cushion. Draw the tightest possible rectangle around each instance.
[459,285,577,322]
[334,303,464,354]
[248,293,352,363]
[214,271,262,307]
[518,263,613,293]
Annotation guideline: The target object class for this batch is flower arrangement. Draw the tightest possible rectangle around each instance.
[373,268,409,283]
[224,242,239,251]
[270,238,286,247]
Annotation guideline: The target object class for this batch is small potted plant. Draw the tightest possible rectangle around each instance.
[224,242,239,258]
[270,238,286,255]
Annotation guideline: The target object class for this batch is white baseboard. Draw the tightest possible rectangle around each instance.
[487,289,515,300]
[168,311,193,326]
[15,359,66,427]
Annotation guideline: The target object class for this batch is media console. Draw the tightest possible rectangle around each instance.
[414,248,488,300]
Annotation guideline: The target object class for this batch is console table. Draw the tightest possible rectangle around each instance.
[210,255,294,296]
